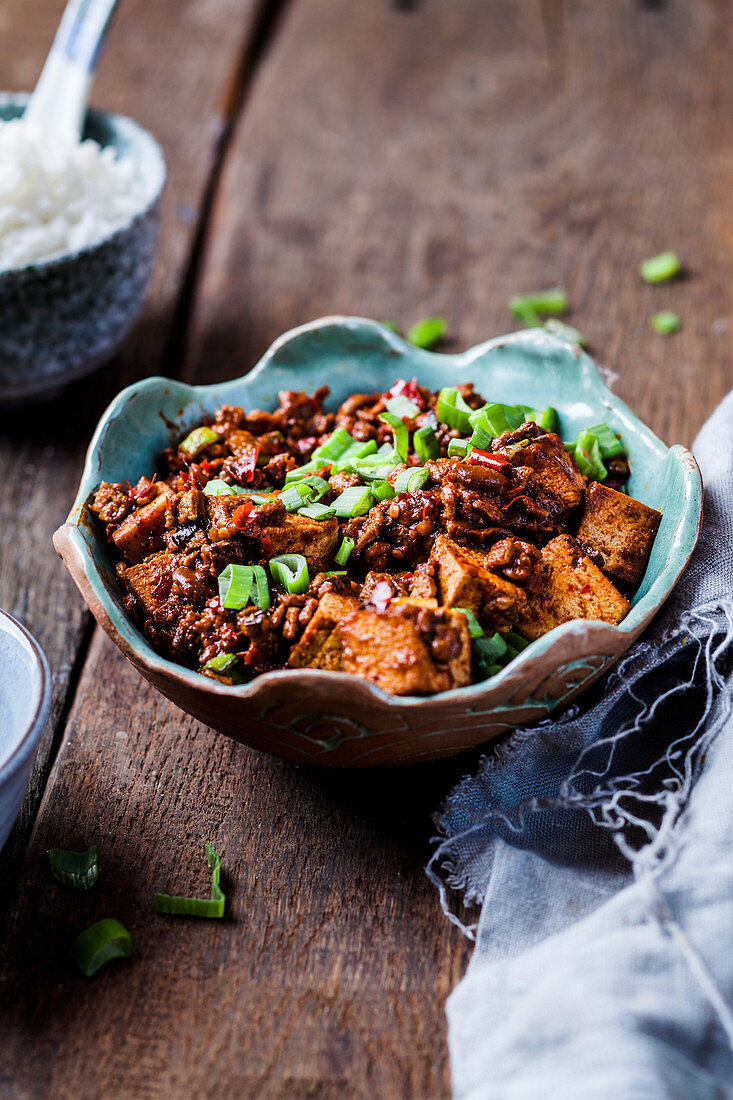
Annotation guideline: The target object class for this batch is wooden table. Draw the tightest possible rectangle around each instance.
[0,1,731,1095]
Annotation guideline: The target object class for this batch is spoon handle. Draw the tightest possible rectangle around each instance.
[24,0,120,142]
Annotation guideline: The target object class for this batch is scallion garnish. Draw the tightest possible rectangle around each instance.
[280,483,313,512]
[385,394,420,420]
[269,554,310,594]
[179,426,219,459]
[203,479,248,497]
[651,310,681,335]
[572,429,607,482]
[509,288,568,321]
[330,439,378,473]
[298,502,336,520]
[325,570,348,576]
[526,406,559,433]
[334,536,355,566]
[251,564,270,609]
[332,486,375,518]
[414,425,440,461]
[469,423,493,451]
[393,466,429,493]
[544,319,585,346]
[454,607,484,638]
[447,438,471,458]
[371,479,396,501]
[154,842,225,919]
[379,411,409,461]
[218,563,254,610]
[300,475,331,500]
[351,449,401,480]
[312,428,355,464]
[473,632,508,671]
[204,652,239,673]
[640,251,681,283]
[436,387,474,434]
[70,918,132,977]
[584,423,623,458]
[406,316,446,349]
[48,845,99,890]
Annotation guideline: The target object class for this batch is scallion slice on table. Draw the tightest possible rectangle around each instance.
[204,653,239,673]
[179,426,219,459]
[154,842,225,919]
[436,387,474,434]
[332,486,375,518]
[218,564,253,610]
[298,502,336,520]
[651,310,681,335]
[414,425,440,461]
[379,411,409,461]
[640,251,681,283]
[405,316,446,350]
[509,287,569,321]
[544,319,585,346]
[48,845,99,890]
[269,554,310,594]
[385,394,420,420]
[334,536,355,566]
[454,607,484,638]
[393,466,429,493]
[70,918,133,977]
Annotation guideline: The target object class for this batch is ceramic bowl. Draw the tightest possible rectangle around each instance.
[53,319,703,767]
[0,610,52,851]
[0,92,166,405]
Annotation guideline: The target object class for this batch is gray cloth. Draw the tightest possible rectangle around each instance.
[429,391,733,1099]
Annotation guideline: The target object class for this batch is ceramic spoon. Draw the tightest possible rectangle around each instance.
[23,0,119,142]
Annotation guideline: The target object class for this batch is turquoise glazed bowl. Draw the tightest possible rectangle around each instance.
[0,93,166,405]
[0,609,52,851]
[54,319,703,767]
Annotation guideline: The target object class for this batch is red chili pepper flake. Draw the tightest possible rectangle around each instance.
[152,573,172,600]
[200,459,215,474]
[232,501,253,527]
[468,449,509,472]
[125,473,157,501]
[389,377,425,407]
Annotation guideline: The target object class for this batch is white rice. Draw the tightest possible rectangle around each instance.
[0,117,149,272]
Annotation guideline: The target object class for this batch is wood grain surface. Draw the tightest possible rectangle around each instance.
[1,1,732,1097]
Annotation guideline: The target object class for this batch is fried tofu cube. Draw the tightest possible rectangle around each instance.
[513,434,585,513]
[288,592,360,669]
[430,535,527,630]
[259,514,339,571]
[122,552,177,621]
[339,600,471,696]
[112,488,174,564]
[576,482,662,587]
[518,535,631,641]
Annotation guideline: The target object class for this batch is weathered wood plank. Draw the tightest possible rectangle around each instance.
[2,0,732,1097]
[0,0,274,899]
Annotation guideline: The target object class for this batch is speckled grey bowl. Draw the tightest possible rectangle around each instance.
[0,609,51,852]
[0,92,166,405]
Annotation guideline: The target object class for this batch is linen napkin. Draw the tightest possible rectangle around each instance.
[429,390,733,1098]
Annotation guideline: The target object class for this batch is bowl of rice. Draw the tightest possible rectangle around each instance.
[0,92,166,404]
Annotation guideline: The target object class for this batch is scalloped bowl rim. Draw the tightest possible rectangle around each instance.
[0,91,167,279]
[56,317,703,713]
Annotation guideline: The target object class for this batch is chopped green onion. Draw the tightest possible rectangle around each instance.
[447,438,472,458]
[385,394,420,420]
[371,479,396,501]
[203,479,245,497]
[334,536,355,566]
[414,425,440,461]
[379,411,409,461]
[298,502,336,519]
[454,607,484,638]
[436,387,474,433]
[503,632,530,652]
[473,632,509,673]
[204,652,239,673]
[469,423,493,451]
[351,449,401,480]
[640,251,681,283]
[154,842,225,919]
[393,466,429,493]
[331,439,378,473]
[544,319,585,346]
[406,316,446,349]
[509,288,568,320]
[332,486,374,518]
[312,428,355,464]
[470,404,513,438]
[251,564,270,609]
[284,461,323,483]
[573,430,607,481]
[218,563,253,610]
[71,918,132,977]
[520,406,559,433]
[48,846,99,890]
[651,310,681,335]
[300,475,330,500]
[179,426,219,459]
[325,570,348,576]
[279,483,313,512]
[584,423,624,458]
[249,493,276,504]
[269,554,310,594]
